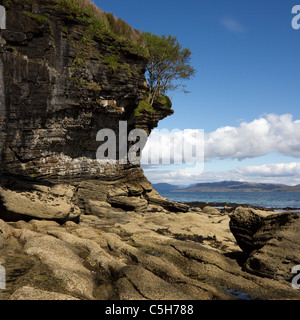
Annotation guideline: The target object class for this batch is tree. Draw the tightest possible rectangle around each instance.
[143,32,196,107]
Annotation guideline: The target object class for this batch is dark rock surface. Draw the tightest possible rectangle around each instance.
[0,0,177,218]
[0,0,172,182]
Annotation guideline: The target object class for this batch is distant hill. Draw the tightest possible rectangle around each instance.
[171,181,300,192]
[152,183,182,192]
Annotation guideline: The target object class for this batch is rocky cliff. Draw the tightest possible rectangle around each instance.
[0,0,184,221]
[0,0,173,182]
[0,0,299,301]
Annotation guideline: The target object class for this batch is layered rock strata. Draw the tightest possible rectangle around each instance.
[0,0,172,182]
[0,0,184,217]
[0,1,299,301]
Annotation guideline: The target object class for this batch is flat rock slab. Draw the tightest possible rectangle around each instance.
[1,204,299,300]
[0,185,80,223]
[146,189,189,213]
[107,196,148,211]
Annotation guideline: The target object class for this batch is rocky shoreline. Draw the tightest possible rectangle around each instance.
[185,201,300,213]
[0,0,299,301]
[0,178,300,300]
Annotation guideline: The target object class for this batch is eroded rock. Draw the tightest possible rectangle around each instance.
[0,185,80,223]
[0,207,299,301]
[230,207,300,281]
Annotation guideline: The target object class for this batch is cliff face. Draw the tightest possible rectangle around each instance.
[0,0,184,222]
[0,0,173,182]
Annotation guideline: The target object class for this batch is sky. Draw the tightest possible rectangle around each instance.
[94,0,300,186]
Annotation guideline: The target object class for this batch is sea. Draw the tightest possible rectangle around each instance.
[158,191,300,210]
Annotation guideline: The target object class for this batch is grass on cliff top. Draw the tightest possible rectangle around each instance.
[134,95,173,117]
[54,0,148,57]
[155,94,172,108]
[134,100,155,117]
[5,0,148,57]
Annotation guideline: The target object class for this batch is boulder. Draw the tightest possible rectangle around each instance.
[202,206,221,215]
[145,189,189,213]
[0,185,80,223]
[86,200,112,217]
[230,207,300,280]
[107,196,148,211]
[229,207,272,254]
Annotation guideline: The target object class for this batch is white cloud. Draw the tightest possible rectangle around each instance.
[143,114,300,163]
[235,162,300,178]
[142,113,300,186]
[220,17,245,34]
[144,162,300,186]
[205,114,300,160]
[141,129,204,165]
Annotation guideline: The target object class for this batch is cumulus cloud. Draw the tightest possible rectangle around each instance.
[144,168,236,185]
[142,114,300,164]
[205,114,300,161]
[234,162,300,178]
[141,129,204,165]
[142,113,300,185]
[144,162,300,186]
[220,17,245,34]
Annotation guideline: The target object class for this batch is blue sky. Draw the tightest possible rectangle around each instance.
[94,0,300,185]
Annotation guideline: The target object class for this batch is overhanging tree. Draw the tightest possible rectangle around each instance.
[143,32,196,107]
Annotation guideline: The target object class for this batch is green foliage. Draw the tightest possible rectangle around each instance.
[134,99,155,117]
[103,54,121,72]
[23,11,50,25]
[72,57,85,67]
[54,0,148,57]
[134,94,172,117]
[5,0,32,7]
[106,12,136,39]
[156,94,172,108]
[85,18,111,41]
[4,0,14,8]
[143,32,196,107]
[70,76,101,91]
[23,10,54,36]
[55,0,97,21]
[103,55,137,77]
[61,25,68,33]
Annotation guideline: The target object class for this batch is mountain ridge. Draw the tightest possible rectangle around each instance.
[153,181,300,192]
